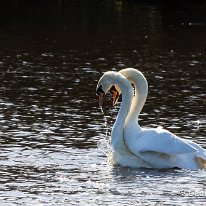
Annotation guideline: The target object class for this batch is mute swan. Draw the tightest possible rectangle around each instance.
[96,71,151,168]
[111,68,206,170]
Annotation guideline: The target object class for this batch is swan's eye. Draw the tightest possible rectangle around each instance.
[96,85,105,95]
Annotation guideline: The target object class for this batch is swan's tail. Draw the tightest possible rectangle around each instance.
[195,156,206,169]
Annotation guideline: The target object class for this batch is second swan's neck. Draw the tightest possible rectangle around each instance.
[124,70,148,124]
[111,82,133,150]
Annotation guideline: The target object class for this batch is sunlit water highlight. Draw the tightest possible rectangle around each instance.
[1,1,206,206]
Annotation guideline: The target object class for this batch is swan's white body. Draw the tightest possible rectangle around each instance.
[97,71,151,168]
[119,68,206,170]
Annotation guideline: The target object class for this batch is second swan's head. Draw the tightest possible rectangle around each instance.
[96,71,128,106]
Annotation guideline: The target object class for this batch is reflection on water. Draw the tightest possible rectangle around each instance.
[0,1,206,205]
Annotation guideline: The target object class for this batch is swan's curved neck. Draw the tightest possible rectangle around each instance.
[111,83,133,150]
[125,71,148,124]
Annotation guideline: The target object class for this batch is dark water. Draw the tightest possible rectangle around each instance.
[0,1,206,205]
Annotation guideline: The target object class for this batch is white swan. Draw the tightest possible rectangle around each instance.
[113,68,206,170]
[96,71,151,168]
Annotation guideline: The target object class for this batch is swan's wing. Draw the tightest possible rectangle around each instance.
[128,128,197,156]
[184,139,206,154]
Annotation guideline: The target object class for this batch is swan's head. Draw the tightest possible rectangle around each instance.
[119,68,138,81]
[96,71,123,106]
[110,68,147,99]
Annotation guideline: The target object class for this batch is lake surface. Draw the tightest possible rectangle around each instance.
[0,1,206,205]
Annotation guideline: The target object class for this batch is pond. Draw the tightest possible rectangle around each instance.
[0,1,206,205]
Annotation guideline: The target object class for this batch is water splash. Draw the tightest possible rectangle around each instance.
[100,106,109,139]
[97,139,111,157]
[97,106,114,162]
[97,139,116,166]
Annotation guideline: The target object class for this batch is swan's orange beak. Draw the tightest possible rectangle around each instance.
[98,92,105,106]
[96,85,105,106]
[112,90,119,106]
[110,85,120,106]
